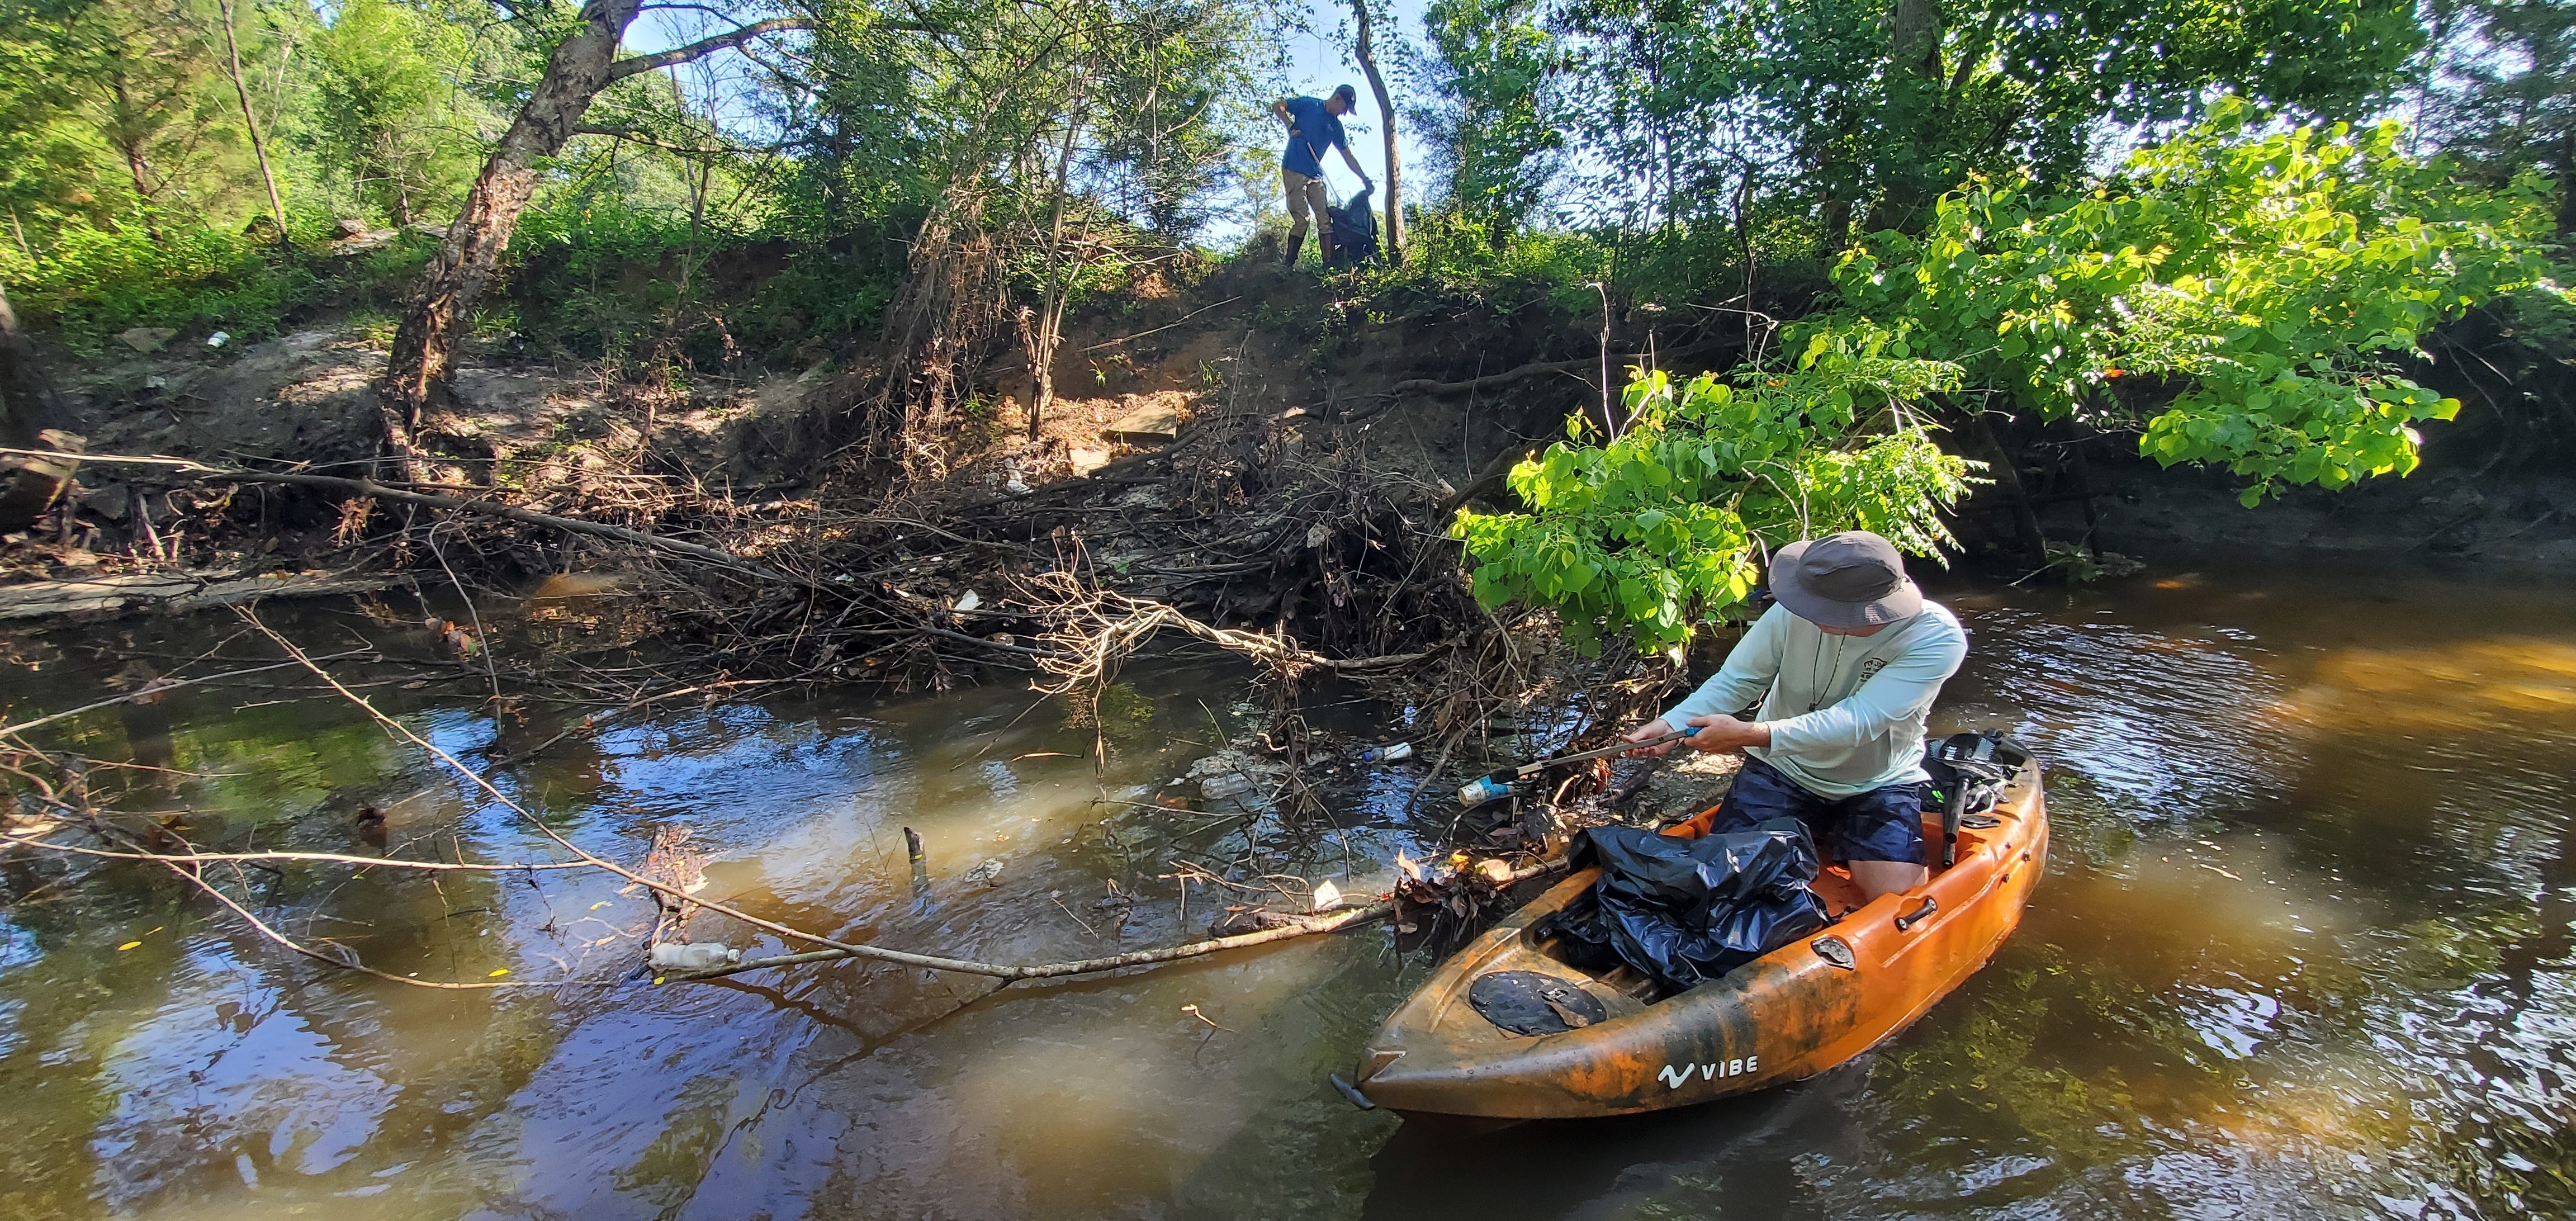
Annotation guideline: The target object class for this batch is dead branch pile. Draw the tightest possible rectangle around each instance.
[849,200,1012,479]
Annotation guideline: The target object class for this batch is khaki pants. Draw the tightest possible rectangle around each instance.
[1283,169,1331,255]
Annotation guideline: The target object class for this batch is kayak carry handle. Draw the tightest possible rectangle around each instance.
[1894,895,1939,931]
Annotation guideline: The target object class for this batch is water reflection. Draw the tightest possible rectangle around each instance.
[1,555,2573,1219]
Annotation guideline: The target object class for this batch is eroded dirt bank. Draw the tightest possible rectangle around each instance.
[7,269,2573,759]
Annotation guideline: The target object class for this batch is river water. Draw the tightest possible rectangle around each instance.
[3,551,2572,1220]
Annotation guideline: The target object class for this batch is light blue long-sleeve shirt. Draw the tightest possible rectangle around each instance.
[1660,600,1968,798]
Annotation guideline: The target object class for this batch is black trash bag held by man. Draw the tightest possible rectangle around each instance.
[1326,184,1378,268]
[1554,818,1831,992]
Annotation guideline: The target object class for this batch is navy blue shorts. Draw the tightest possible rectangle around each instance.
[1711,756,1928,865]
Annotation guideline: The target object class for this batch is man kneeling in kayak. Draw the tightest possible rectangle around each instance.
[1622,531,1967,902]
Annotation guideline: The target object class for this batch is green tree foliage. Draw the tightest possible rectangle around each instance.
[1409,0,2429,300]
[1453,360,1972,653]
[1832,102,2560,501]
[1412,0,1561,235]
[0,0,267,233]
[306,0,479,226]
[1456,106,2560,652]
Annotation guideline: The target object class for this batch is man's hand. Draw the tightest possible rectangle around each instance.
[1680,714,1769,751]
[1621,718,1678,758]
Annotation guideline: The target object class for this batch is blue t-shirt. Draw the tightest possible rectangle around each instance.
[1280,96,1347,177]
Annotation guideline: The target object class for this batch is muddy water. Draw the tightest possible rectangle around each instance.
[4,553,2574,1220]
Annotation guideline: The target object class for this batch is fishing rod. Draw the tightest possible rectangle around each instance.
[1456,725,1701,808]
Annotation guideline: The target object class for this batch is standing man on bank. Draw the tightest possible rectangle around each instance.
[1621,531,1969,902]
[1273,84,1371,268]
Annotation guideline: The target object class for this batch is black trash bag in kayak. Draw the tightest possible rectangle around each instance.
[1553,818,1830,992]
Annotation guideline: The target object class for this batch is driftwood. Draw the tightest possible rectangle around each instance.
[0,569,393,621]
[0,448,796,583]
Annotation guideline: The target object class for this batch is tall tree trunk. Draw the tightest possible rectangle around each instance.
[1349,0,1404,265]
[1027,63,1088,441]
[1887,0,1943,80]
[1969,410,2048,570]
[216,0,290,244]
[1869,0,1945,233]
[1817,192,1852,263]
[107,77,166,245]
[381,0,650,434]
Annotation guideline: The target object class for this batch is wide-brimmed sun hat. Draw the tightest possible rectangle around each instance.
[1768,531,1923,629]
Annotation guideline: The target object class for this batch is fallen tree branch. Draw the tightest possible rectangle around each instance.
[6,837,597,873]
[1381,337,1732,399]
[0,448,797,584]
[0,650,377,740]
[0,569,395,621]
[666,858,1564,983]
[669,898,1397,982]
[242,612,877,955]
[1031,581,1431,693]
[143,847,576,990]
[1075,296,1242,353]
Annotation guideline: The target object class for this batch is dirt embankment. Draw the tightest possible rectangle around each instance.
[13,266,2571,675]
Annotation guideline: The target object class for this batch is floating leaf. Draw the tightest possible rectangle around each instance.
[486,968,510,978]
[116,940,142,952]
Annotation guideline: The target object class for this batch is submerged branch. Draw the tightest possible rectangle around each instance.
[666,898,1399,982]
[0,650,376,740]
[665,859,1561,983]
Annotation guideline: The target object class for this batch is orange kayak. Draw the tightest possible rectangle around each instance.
[1350,756,2048,1118]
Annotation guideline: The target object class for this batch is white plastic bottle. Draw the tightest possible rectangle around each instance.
[649,942,740,970]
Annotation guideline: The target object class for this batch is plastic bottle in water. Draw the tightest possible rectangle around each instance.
[1355,742,1414,763]
[1200,774,1257,799]
[649,942,740,970]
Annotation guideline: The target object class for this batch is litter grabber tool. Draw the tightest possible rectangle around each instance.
[1456,725,1702,808]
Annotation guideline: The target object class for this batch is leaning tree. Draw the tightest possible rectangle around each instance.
[378,0,808,447]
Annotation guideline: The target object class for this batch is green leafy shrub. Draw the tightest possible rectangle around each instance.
[1453,353,1974,654]
[1831,98,2563,502]
[1392,206,1612,313]
[6,220,321,346]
